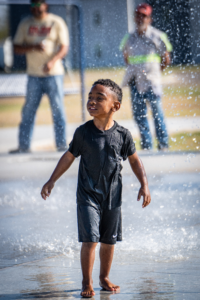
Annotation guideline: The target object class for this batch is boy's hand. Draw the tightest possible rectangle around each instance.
[137,185,151,208]
[41,180,55,200]
[40,151,75,201]
[128,153,151,208]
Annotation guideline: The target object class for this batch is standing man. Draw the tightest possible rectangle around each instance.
[10,0,69,153]
[120,3,172,150]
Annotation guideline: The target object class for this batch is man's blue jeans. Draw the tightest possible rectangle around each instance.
[130,83,168,150]
[19,75,67,150]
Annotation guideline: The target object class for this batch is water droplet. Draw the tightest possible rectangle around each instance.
[171,137,176,142]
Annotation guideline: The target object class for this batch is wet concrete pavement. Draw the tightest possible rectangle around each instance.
[0,121,200,299]
[0,149,200,299]
[1,255,200,300]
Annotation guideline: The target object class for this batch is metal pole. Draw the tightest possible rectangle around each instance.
[127,0,135,33]
[77,5,86,122]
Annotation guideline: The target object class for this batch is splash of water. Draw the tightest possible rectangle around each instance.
[0,174,199,267]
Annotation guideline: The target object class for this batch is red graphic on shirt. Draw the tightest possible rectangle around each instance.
[28,25,51,36]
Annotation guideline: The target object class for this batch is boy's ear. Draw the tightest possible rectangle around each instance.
[112,101,121,112]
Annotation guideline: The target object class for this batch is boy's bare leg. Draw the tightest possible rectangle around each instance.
[99,243,120,292]
[81,242,97,298]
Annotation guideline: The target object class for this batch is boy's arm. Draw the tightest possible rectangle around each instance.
[128,152,151,208]
[41,150,75,200]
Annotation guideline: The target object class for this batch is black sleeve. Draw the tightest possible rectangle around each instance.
[68,125,84,157]
[121,129,136,161]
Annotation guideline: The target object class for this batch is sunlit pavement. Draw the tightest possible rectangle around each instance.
[0,120,200,299]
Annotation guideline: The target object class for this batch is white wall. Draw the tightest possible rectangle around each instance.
[82,0,128,68]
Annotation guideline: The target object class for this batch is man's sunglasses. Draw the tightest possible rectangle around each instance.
[31,3,43,8]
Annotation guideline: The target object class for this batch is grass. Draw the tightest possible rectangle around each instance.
[133,132,200,152]
[162,94,200,118]
[0,66,200,152]
[1,66,200,127]
[168,132,200,152]
[0,67,130,127]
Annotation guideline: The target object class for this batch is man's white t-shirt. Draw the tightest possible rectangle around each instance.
[14,13,69,77]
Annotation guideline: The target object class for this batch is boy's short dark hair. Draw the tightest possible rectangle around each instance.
[93,79,123,103]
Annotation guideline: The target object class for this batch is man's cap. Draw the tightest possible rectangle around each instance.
[135,3,152,16]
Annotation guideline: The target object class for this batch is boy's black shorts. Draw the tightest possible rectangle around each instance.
[77,204,122,245]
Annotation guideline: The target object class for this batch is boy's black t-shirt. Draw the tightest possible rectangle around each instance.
[68,120,136,210]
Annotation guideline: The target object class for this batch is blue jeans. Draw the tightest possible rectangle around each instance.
[19,75,67,150]
[130,83,168,150]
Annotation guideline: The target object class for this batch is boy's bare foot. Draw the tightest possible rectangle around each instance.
[99,276,120,292]
[81,283,95,298]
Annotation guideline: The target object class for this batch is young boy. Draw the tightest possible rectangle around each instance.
[41,79,151,298]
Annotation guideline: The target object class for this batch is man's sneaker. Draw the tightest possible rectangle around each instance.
[158,146,169,152]
[57,146,67,152]
[9,148,31,154]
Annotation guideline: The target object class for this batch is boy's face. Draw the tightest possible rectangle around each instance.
[87,84,120,118]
